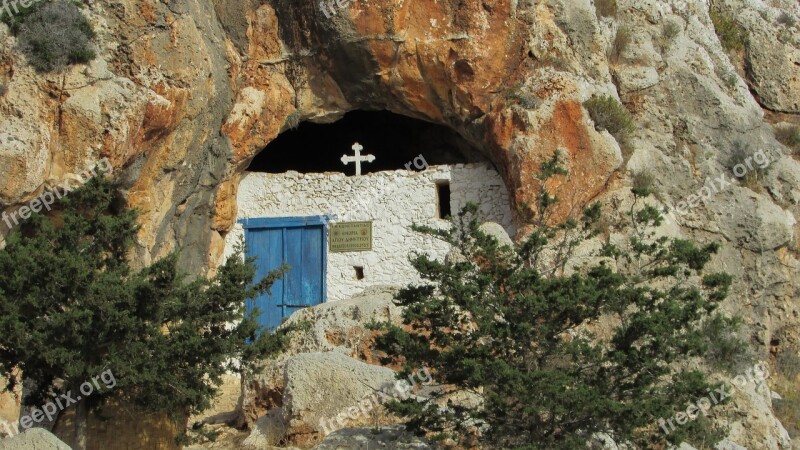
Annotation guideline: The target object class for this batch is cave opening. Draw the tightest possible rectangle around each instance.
[247,110,487,175]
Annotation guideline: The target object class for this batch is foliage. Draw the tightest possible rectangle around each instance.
[720,69,739,90]
[662,20,681,42]
[584,95,635,143]
[777,349,800,380]
[709,9,747,53]
[594,0,617,18]
[373,152,736,449]
[775,124,800,157]
[0,83,7,97]
[609,26,631,64]
[14,1,96,72]
[533,52,571,73]
[660,20,681,52]
[700,315,750,373]
[777,11,797,28]
[631,170,656,198]
[0,177,289,449]
[774,379,800,439]
[725,141,771,190]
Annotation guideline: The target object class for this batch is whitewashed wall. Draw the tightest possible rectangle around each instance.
[224,163,515,302]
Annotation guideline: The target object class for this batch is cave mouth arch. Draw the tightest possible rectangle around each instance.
[247,110,488,175]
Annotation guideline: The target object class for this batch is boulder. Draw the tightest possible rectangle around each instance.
[613,65,660,93]
[244,352,401,448]
[478,222,514,248]
[281,285,403,359]
[239,286,404,429]
[241,409,286,448]
[714,440,747,450]
[282,352,398,443]
[706,188,795,252]
[742,7,800,113]
[0,428,71,450]
[313,426,431,450]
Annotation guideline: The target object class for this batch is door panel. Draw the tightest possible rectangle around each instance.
[243,217,326,331]
[301,226,324,306]
[284,227,305,309]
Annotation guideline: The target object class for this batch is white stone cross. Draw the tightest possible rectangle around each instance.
[340,142,375,176]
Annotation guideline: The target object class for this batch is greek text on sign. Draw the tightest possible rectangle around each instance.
[330,221,373,252]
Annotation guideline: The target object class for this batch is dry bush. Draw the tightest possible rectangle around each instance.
[610,26,631,64]
[773,359,800,440]
[17,1,96,72]
[584,95,634,142]
[778,350,800,380]
[631,170,656,197]
[592,94,636,159]
[710,9,748,52]
[775,124,800,157]
[660,20,681,51]
[724,141,771,191]
[777,11,797,27]
[594,0,617,18]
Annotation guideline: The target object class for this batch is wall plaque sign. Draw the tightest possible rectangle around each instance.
[329,221,373,252]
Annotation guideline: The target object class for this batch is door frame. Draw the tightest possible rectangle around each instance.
[239,215,330,325]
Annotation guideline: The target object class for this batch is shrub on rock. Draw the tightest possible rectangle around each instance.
[14,1,96,72]
[583,95,634,142]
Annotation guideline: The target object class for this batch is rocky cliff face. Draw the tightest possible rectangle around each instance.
[1,0,799,447]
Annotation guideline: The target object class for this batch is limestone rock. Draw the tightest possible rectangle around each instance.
[613,65,660,93]
[243,352,400,448]
[479,221,514,248]
[740,4,800,113]
[444,247,468,265]
[313,426,431,450]
[0,375,19,430]
[239,286,403,429]
[706,189,795,252]
[281,352,397,443]
[189,373,241,426]
[711,370,793,450]
[241,409,286,449]
[587,433,623,450]
[281,285,402,357]
[0,428,71,450]
[715,440,747,450]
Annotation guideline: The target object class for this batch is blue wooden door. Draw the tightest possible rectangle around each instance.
[241,217,327,330]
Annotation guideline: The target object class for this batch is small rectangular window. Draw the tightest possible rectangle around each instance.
[353,266,365,280]
[436,181,451,219]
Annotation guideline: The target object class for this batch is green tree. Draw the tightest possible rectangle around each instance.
[0,178,288,450]
[374,153,735,449]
